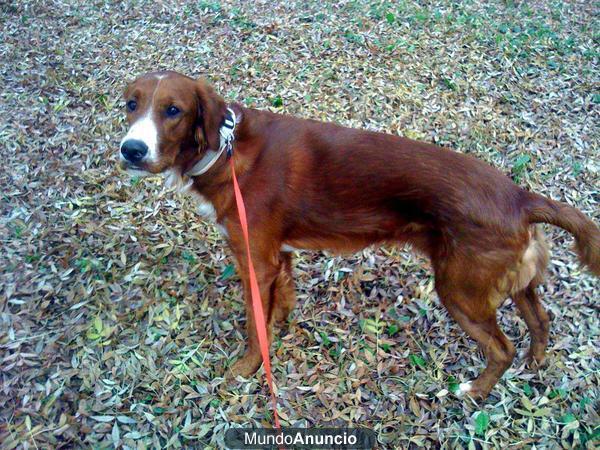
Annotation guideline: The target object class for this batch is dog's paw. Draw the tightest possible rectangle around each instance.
[457,382,473,396]
[525,348,547,368]
[456,381,490,401]
[272,306,293,324]
[228,354,262,379]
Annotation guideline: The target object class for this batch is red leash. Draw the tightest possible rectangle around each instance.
[230,157,281,429]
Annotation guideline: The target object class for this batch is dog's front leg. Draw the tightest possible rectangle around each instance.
[227,234,281,379]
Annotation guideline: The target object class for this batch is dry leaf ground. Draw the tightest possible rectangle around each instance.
[1,0,598,448]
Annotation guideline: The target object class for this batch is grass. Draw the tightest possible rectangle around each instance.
[0,0,598,448]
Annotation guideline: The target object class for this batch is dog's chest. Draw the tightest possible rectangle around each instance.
[164,170,219,224]
[192,191,217,222]
[192,195,229,238]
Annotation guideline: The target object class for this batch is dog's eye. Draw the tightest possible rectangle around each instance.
[166,106,180,117]
[126,100,137,112]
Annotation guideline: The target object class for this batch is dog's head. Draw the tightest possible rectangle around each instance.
[119,71,226,175]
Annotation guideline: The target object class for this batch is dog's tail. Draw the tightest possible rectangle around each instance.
[525,191,600,276]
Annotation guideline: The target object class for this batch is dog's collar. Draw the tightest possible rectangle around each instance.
[185,107,237,177]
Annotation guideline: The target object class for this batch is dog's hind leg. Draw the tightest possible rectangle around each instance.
[435,254,516,400]
[512,227,550,365]
[513,284,550,365]
[441,294,516,400]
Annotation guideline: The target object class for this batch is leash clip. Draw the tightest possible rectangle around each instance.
[225,135,234,159]
[220,107,236,159]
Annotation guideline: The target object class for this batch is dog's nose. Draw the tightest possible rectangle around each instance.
[120,139,148,163]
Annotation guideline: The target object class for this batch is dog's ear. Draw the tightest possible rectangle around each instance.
[195,78,226,151]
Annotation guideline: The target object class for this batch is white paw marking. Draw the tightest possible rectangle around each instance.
[458,382,472,396]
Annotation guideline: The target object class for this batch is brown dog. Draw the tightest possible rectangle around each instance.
[119,71,600,400]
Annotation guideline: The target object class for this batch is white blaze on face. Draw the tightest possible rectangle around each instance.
[120,112,159,163]
[120,76,164,164]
